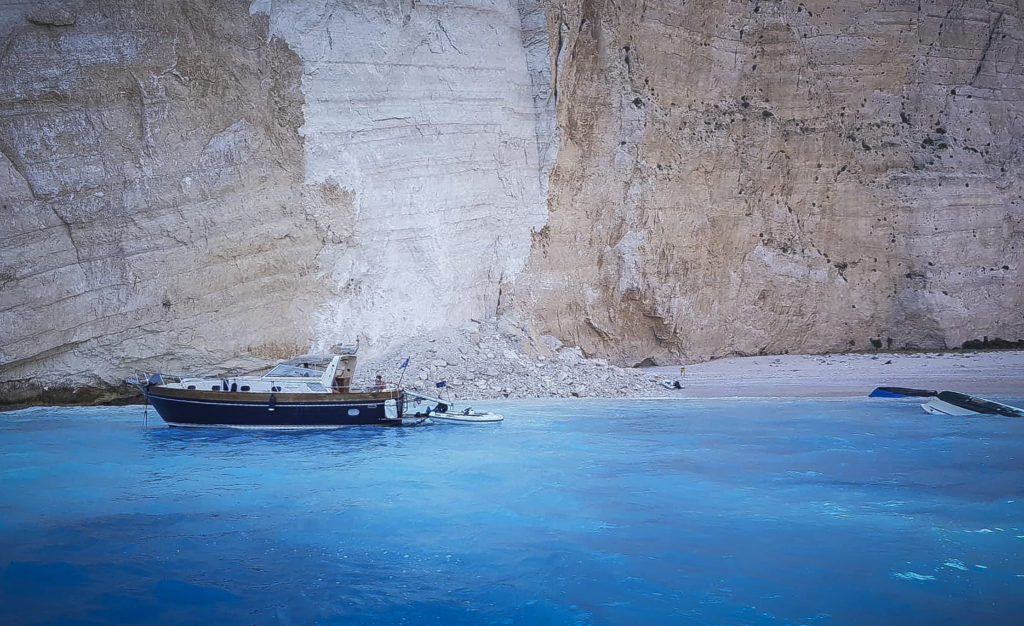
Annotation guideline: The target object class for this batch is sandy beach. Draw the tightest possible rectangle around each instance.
[645,351,1024,398]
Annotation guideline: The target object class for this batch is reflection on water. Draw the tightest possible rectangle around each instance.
[1,398,1023,624]
[142,422,396,456]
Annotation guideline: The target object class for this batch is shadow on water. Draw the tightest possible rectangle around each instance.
[140,423,401,456]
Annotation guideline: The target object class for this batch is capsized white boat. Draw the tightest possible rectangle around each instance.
[922,391,1024,417]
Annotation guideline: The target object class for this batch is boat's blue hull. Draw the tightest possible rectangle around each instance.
[146,390,402,428]
[869,386,937,398]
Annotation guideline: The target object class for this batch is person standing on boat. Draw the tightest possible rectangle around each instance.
[373,374,385,391]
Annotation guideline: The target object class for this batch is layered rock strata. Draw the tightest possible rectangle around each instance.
[0,0,549,404]
[260,0,547,354]
[0,0,314,403]
[3,0,1023,405]
[508,0,1024,365]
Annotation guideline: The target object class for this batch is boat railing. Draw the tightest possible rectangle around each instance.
[127,370,182,389]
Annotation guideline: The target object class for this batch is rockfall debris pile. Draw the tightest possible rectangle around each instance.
[357,315,675,399]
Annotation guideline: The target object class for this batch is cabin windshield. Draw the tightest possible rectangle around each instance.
[264,364,324,378]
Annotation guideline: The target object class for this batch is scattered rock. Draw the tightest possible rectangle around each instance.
[361,314,673,400]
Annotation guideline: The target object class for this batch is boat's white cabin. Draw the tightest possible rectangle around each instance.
[163,353,376,394]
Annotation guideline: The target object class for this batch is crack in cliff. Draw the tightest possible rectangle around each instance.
[129,70,154,155]
[971,12,1004,86]
[49,206,83,265]
[0,136,40,199]
[436,20,463,54]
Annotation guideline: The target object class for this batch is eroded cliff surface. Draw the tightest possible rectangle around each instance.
[259,0,546,354]
[508,0,1024,364]
[0,0,319,403]
[0,0,548,404]
[2,0,1022,404]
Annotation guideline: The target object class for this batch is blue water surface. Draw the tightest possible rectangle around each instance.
[1,397,1023,625]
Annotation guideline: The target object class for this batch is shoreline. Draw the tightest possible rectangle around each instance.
[639,351,1024,399]
[3,350,1022,412]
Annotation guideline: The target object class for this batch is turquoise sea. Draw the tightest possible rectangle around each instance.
[1,398,1023,624]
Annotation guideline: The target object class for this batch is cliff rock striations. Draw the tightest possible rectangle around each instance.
[2,0,1022,404]
[508,0,1024,365]
[0,0,321,403]
[0,0,547,404]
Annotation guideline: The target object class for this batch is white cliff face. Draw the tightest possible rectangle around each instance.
[258,0,547,356]
[2,0,1022,405]
[0,0,549,404]
[0,0,318,403]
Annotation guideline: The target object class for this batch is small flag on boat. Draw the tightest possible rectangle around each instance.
[399,357,409,369]
[436,381,446,388]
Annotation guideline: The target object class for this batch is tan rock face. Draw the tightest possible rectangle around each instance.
[2,0,1022,404]
[507,0,1024,365]
[0,0,315,402]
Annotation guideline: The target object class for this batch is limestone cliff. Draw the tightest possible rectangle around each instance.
[0,0,547,404]
[0,0,315,403]
[507,0,1024,365]
[260,0,546,354]
[2,0,1022,404]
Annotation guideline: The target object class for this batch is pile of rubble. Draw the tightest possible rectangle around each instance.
[357,315,672,399]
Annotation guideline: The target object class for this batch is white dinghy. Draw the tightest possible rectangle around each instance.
[404,392,504,423]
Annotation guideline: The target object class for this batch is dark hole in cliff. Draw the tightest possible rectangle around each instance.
[937,143,948,149]
[936,127,946,134]
[762,110,773,118]
[921,137,933,147]
[861,140,871,151]
[632,97,643,107]
[634,357,657,367]
[870,338,883,349]
[900,111,910,124]
[1003,265,1010,270]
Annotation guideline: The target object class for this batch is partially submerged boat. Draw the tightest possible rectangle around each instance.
[868,386,937,398]
[128,347,406,428]
[921,391,1024,417]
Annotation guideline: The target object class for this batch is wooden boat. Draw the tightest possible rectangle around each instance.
[921,391,1024,417]
[127,348,406,428]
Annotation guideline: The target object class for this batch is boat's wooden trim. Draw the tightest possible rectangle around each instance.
[148,386,402,403]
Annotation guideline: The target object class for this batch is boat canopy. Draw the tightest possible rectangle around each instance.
[281,354,336,367]
[263,364,324,378]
